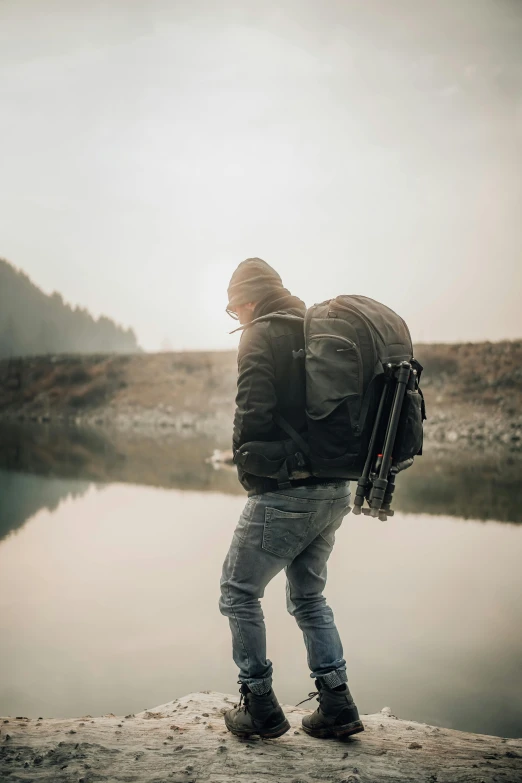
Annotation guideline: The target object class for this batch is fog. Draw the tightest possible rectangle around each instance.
[1,0,520,350]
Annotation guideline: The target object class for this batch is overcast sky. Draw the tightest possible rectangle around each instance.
[1,0,521,350]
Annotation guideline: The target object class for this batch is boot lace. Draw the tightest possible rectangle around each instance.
[237,682,250,713]
[295,690,319,707]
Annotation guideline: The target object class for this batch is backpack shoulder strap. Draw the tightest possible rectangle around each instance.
[273,413,311,458]
[229,313,304,334]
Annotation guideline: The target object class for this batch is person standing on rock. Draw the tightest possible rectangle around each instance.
[219,258,364,740]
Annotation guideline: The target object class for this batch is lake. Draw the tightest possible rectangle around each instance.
[0,424,521,739]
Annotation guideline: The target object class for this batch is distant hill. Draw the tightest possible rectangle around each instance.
[0,258,140,358]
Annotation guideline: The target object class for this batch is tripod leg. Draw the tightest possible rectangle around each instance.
[353,379,388,515]
[369,363,411,517]
[381,471,396,516]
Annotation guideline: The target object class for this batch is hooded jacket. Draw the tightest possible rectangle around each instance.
[232,289,327,495]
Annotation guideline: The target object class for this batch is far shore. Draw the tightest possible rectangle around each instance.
[0,342,521,452]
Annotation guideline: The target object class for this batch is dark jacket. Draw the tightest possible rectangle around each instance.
[232,291,326,495]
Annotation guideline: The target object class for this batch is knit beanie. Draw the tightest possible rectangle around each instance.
[227,258,285,310]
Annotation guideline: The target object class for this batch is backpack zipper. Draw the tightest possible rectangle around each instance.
[332,296,413,355]
[330,299,380,352]
[307,333,364,401]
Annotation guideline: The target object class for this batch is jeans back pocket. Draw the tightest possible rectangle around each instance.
[262,507,315,559]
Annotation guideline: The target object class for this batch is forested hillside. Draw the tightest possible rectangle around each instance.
[0,258,140,357]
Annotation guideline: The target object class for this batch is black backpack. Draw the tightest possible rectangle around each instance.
[235,295,426,519]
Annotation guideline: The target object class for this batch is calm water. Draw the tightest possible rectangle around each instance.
[0,425,521,739]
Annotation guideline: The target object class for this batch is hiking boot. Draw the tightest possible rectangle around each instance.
[224,684,291,739]
[301,680,364,739]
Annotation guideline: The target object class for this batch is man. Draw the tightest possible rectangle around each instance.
[219,258,363,740]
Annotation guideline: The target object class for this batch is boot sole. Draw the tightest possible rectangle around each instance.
[302,719,365,739]
[225,717,291,739]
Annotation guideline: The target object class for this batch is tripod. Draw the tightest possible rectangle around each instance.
[352,361,416,522]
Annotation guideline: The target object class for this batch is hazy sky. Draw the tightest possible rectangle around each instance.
[1,0,521,350]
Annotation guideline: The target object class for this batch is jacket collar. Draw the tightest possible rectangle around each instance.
[253,288,306,319]
[229,288,306,334]
[229,312,304,335]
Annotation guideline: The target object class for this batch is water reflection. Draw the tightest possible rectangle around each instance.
[0,423,521,738]
[0,482,521,738]
[0,422,521,539]
[0,471,90,541]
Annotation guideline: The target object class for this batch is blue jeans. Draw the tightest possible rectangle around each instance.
[219,481,351,695]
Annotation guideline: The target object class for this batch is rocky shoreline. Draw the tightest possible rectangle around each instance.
[425,407,522,450]
[1,691,521,783]
[1,404,520,454]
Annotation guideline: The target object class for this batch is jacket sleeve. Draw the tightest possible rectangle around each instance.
[233,322,279,452]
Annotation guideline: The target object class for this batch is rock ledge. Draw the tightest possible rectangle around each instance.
[1,691,521,782]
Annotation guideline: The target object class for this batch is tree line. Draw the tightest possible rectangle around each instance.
[0,258,140,358]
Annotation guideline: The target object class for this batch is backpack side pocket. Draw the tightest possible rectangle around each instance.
[394,390,424,463]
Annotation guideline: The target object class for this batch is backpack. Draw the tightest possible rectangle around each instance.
[234,295,426,519]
